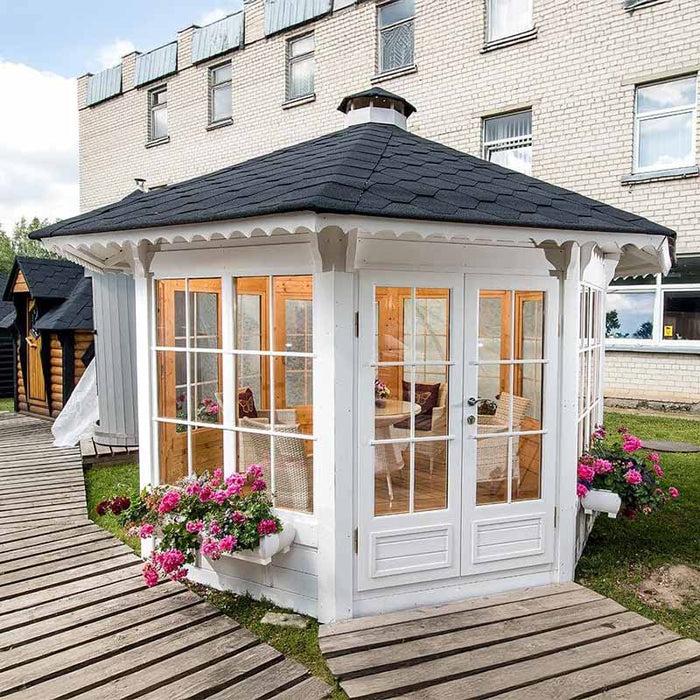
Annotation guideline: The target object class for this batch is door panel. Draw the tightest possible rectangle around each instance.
[462,276,558,575]
[26,300,46,403]
[358,272,463,591]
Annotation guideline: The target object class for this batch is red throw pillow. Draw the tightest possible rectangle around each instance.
[402,380,440,415]
[238,387,258,418]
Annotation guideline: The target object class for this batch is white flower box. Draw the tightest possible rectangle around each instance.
[582,489,622,519]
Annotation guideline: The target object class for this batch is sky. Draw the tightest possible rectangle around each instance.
[0,0,242,232]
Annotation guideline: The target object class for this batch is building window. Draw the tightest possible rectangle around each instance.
[286,34,315,101]
[607,256,700,344]
[209,63,232,124]
[154,275,315,514]
[487,0,533,44]
[149,86,168,141]
[634,75,697,173]
[378,0,415,74]
[483,110,533,175]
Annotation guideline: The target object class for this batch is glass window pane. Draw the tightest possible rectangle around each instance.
[212,83,232,122]
[377,286,412,367]
[637,76,697,113]
[487,145,532,175]
[157,350,186,420]
[212,64,232,85]
[189,279,221,349]
[289,55,314,99]
[290,34,314,57]
[156,280,186,347]
[379,0,414,27]
[476,435,509,505]
[159,423,188,484]
[489,0,532,41]
[663,256,700,285]
[152,106,168,139]
[380,20,414,72]
[515,294,544,422]
[663,290,700,340]
[606,292,655,338]
[484,111,532,143]
[374,445,410,516]
[479,291,510,362]
[638,112,694,171]
[191,352,222,425]
[513,433,541,501]
[415,442,447,512]
[190,424,223,477]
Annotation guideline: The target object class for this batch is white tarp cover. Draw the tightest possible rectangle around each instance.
[52,359,98,447]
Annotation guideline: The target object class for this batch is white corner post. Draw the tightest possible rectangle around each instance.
[313,227,355,623]
[556,242,581,582]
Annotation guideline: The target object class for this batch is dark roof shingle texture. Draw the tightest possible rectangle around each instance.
[32,123,673,240]
[34,277,94,331]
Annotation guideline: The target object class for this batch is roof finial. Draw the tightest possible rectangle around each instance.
[338,88,416,129]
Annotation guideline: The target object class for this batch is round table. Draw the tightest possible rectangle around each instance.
[374,399,420,501]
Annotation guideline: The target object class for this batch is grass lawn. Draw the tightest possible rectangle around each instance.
[0,397,14,413]
[576,411,700,641]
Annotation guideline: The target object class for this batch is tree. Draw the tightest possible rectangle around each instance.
[0,216,58,275]
[606,309,623,338]
[633,321,653,339]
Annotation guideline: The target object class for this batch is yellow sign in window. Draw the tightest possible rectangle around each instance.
[664,325,674,337]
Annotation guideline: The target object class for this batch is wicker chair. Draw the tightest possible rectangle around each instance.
[476,392,531,488]
[239,417,313,512]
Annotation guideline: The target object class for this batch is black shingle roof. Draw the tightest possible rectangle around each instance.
[2,257,86,301]
[0,276,15,330]
[31,123,674,240]
[34,277,94,331]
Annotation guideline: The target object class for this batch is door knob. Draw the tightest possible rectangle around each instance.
[466,415,476,425]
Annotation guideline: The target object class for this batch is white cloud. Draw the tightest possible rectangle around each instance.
[97,39,136,70]
[0,61,79,232]
[198,8,229,26]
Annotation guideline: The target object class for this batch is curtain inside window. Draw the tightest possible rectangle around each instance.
[484,111,532,144]
[489,0,532,42]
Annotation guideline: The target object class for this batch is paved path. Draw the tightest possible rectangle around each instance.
[0,412,329,699]
[320,583,700,698]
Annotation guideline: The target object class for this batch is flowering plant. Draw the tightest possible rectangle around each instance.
[174,395,220,432]
[106,465,281,586]
[374,379,390,400]
[577,425,679,520]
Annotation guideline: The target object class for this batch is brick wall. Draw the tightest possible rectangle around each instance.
[78,0,700,257]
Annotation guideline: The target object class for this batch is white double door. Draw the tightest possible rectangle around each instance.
[357,271,559,592]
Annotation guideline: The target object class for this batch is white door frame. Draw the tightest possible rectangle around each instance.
[461,274,560,575]
[357,270,464,591]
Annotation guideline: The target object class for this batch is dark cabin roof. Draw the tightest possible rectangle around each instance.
[1,257,93,332]
[34,277,94,331]
[337,88,417,117]
[31,122,674,241]
[0,275,15,330]
[2,257,86,301]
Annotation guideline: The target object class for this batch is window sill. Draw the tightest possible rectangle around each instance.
[606,342,700,355]
[145,136,170,149]
[621,165,699,185]
[206,118,233,132]
[482,27,538,53]
[624,0,669,11]
[371,64,418,84]
[282,94,316,110]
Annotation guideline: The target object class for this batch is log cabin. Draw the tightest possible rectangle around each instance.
[1,257,94,418]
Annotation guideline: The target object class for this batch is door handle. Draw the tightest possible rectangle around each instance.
[466,415,476,425]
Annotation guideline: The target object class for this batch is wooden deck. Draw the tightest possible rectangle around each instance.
[80,435,139,467]
[0,412,330,699]
[320,584,700,699]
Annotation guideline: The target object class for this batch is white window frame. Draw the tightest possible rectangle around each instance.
[486,0,534,45]
[151,274,317,514]
[606,274,700,349]
[482,109,533,175]
[377,0,415,75]
[633,75,698,175]
[148,85,168,142]
[286,33,315,102]
[209,62,232,125]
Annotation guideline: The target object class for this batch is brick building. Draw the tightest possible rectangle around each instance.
[77,0,700,409]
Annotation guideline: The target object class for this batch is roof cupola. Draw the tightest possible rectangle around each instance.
[338,88,416,129]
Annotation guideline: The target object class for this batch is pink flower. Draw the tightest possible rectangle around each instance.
[199,485,213,502]
[158,490,181,514]
[184,482,201,496]
[226,473,246,489]
[201,539,221,560]
[653,464,664,478]
[209,521,222,536]
[138,523,155,538]
[642,505,652,515]
[157,549,185,574]
[213,490,228,505]
[257,519,278,536]
[624,469,643,485]
[669,486,679,499]
[593,458,613,475]
[169,567,188,582]
[142,563,159,587]
[226,484,242,498]
[232,511,247,525]
[247,464,264,479]
[251,478,267,492]
[622,434,643,453]
[648,452,660,464]
[577,464,595,483]
[576,483,589,498]
[219,535,237,552]
[186,520,203,534]
[592,426,607,440]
